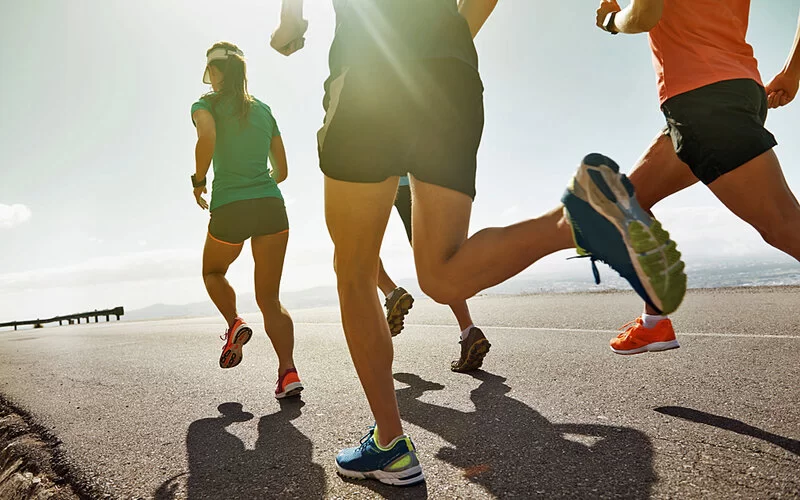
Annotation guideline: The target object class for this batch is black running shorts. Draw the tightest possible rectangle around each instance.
[394,184,413,243]
[318,59,484,199]
[208,197,289,245]
[661,78,777,185]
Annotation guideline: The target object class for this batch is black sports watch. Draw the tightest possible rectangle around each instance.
[603,11,619,35]
[191,174,206,188]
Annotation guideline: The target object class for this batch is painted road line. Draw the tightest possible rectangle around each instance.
[295,322,800,340]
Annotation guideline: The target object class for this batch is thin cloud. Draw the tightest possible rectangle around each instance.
[0,249,201,293]
[0,204,32,229]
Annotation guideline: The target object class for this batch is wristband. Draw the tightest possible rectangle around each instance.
[191,174,206,188]
[604,11,619,35]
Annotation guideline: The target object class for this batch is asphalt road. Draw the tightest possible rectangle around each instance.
[1,288,798,499]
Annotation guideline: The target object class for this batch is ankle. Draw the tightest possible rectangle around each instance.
[641,313,667,329]
[278,363,296,376]
[374,426,403,450]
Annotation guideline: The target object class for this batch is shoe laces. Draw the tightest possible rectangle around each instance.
[359,426,376,451]
[567,254,602,285]
[616,319,640,338]
[220,328,230,342]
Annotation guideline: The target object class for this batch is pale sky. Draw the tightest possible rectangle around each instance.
[1,0,799,320]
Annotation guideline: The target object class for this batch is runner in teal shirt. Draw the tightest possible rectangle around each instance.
[190,41,303,399]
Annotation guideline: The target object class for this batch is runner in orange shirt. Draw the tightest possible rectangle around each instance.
[595,1,800,354]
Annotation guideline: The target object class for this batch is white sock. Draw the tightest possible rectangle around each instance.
[460,324,475,341]
[642,313,667,329]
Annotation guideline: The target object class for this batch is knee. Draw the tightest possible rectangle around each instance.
[202,269,224,282]
[333,253,377,292]
[418,270,462,305]
[256,292,280,315]
[758,217,800,252]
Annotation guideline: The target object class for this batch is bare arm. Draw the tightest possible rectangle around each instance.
[193,110,215,182]
[596,0,663,35]
[192,109,216,209]
[458,0,498,38]
[269,135,289,184]
[766,9,800,108]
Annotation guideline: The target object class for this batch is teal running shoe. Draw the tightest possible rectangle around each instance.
[562,153,687,314]
[336,427,424,486]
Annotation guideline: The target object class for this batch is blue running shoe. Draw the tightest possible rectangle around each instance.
[562,153,687,314]
[336,427,424,486]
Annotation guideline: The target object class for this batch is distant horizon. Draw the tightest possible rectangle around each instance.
[2,255,796,325]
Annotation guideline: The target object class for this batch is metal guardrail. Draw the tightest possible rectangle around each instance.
[0,306,124,331]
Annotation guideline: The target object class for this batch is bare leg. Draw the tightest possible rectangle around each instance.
[708,149,800,259]
[377,259,398,297]
[252,231,295,374]
[449,302,474,332]
[629,136,800,315]
[325,175,403,448]
[628,133,699,213]
[409,176,574,304]
[627,133,699,315]
[202,235,244,327]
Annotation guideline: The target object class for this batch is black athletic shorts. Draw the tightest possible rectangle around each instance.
[318,58,484,199]
[394,184,413,243]
[208,197,289,245]
[661,78,777,185]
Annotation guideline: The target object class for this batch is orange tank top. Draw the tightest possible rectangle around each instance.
[648,0,762,104]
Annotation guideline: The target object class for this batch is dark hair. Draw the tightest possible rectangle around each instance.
[202,41,253,123]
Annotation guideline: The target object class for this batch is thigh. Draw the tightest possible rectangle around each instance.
[708,148,800,230]
[409,176,472,279]
[202,234,243,275]
[393,184,413,244]
[251,231,289,299]
[628,132,699,211]
[325,176,400,276]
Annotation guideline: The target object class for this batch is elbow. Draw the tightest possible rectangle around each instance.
[198,132,216,147]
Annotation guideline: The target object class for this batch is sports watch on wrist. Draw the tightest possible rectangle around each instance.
[603,11,619,35]
[191,174,206,188]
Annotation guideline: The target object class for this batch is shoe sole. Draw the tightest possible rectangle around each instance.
[336,463,425,486]
[567,155,686,314]
[275,381,304,399]
[219,326,252,369]
[451,338,491,373]
[610,340,680,355]
[387,293,414,337]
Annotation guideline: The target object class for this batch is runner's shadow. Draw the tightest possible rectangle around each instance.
[394,371,656,499]
[154,400,325,500]
[655,406,800,456]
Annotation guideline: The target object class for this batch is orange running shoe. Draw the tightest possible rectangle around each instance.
[610,317,679,355]
[275,368,304,399]
[219,317,252,369]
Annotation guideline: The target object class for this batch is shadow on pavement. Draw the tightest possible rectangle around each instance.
[338,472,429,499]
[154,399,325,500]
[655,406,800,456]
[393,371,656,499]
